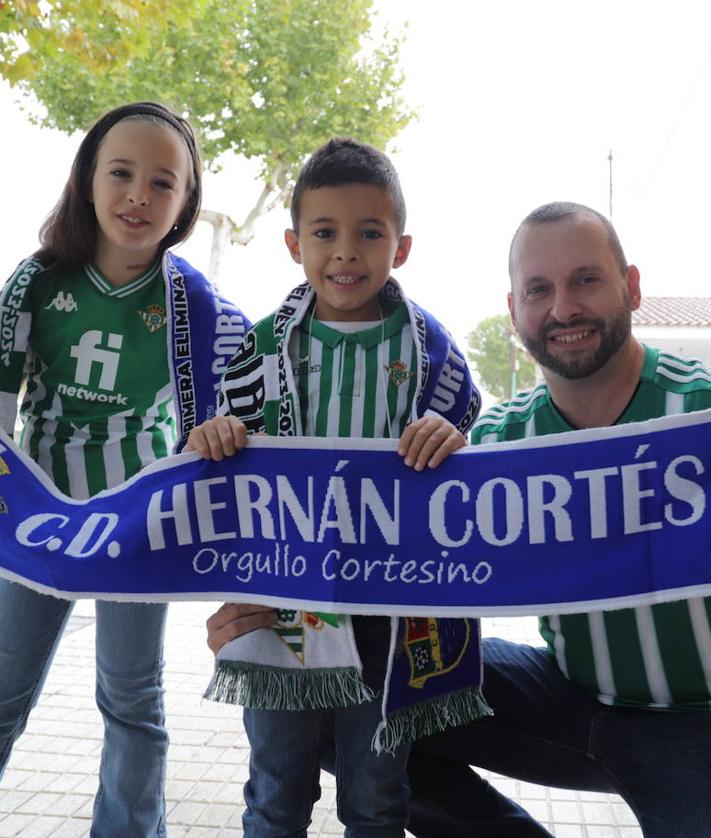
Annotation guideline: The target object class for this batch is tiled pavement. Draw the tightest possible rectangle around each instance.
[0,603,642,837]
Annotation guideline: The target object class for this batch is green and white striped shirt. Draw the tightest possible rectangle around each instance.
[290,304,418,439]
[1,259,175,499]
[471,345,711,710]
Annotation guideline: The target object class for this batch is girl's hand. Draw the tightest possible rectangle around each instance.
[398,415,467,471]
[185,415,247,461]
[206,602,277,655]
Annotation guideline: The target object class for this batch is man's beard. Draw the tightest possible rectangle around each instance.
[518,304,632,380]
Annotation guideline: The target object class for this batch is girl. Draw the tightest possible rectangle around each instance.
[0,102,250,837]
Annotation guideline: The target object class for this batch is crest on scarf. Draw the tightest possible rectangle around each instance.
[0,497,7,513]
[404,617,471,688]
[274,609,339,664]
[0,456,9,476]
[138,305,167,333]
[384,360,415,387]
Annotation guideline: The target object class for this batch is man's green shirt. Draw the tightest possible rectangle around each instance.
[471,345,711,709]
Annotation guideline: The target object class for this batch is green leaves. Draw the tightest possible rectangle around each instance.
[467,315,537,402]
[2,0,412,231]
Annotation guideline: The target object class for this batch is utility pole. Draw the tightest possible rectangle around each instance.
[508,327,517,400]
[608,149,613,218]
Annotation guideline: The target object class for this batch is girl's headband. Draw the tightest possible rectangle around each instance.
[86,101,199,168]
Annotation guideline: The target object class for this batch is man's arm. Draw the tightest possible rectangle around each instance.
[206,602,277,655]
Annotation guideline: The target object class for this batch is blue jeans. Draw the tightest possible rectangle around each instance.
[0,579,168,837]
[244,700,410,838]
[404,638,711,838]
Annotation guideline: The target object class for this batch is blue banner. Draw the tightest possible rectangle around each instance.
[3,409,711,615]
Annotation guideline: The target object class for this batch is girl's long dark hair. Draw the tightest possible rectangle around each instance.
[36,102,203,270]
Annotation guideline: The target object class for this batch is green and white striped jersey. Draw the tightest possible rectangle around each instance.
[471,345,711,709]
[0,258,176,499]
[290,305,417,439]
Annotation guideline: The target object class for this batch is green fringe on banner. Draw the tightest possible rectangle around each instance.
[373,687,493,754]
[204,660,375,710]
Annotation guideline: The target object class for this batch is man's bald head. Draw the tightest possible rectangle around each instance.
[508,202,628,281]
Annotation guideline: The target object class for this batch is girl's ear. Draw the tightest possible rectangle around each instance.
[284,229,302,263]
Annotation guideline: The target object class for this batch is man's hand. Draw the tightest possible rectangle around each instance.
[206,602,277,655]
[398,415,467,470]
[186,415,247,461]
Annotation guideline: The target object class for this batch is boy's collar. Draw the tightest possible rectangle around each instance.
[307,303,408,349]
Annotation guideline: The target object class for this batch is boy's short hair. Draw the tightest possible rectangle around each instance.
[290,137,406,235]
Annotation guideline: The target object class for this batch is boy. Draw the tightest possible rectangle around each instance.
[188,138,483,837]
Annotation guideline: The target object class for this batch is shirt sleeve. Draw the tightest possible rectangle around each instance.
[0,258,40,436]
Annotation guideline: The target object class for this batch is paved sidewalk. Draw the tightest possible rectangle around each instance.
[0,603,642,837]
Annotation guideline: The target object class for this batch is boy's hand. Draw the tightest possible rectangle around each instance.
[206,602,277,655]
[398,415,467,471]
[185,415,247,461]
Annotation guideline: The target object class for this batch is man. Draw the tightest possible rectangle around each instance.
[206,203,711,838]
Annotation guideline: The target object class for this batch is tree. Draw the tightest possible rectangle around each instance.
[0,1,205,81]
[467,314,537,402]
[1,0,412,246]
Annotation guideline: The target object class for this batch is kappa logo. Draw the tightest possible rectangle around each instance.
[384,359,416,387]
[45,291,78,312]
[137,304,167,333]
[294,358,321,376]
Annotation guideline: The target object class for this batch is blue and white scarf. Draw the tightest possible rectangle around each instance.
[3,410,711,741]
[209,278,486,749]
[162,252,251,449]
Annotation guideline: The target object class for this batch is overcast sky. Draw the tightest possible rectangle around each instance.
[3,0,711,353]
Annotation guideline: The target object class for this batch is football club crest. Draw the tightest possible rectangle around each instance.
[0,456,9,476]
[403,617,471,688]
[0,497,7,513]
[274,609,339,663]
[384,359,415,387]
[138,305,167,333]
